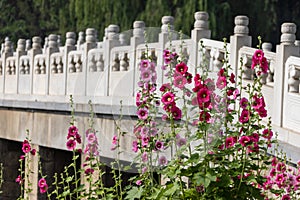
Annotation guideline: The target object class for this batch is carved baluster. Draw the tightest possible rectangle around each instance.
[57,56,63,73]
[242,55,252,80]
[112,53,120,71]
[40,58,46,74]
[120,52,129,71]
[51,57,57,74]
[97,54,104,71]
[24,58,30,74]
[75,55,82,72]
[35,58,41,74]
[68,55,75,73]
[213,49,224,70]
[150,50,157,64]
[88,54,96,72]
[0,61,2,75]
[288,66,300,93]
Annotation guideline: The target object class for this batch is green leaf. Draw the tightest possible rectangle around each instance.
[125,187,143,199]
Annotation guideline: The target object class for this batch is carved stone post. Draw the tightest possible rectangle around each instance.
[104,24,120,96]
[77,31,85,50]
[273,23,299,127]
[29,36,42,94]
[1,37,13,93]
[191,11,211,74]
[15,39,26,93]
[229,16,252,75]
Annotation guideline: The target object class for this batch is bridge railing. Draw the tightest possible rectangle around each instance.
[0,11,299,145]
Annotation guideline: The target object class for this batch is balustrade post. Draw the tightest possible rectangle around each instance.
[159,16,175,84]
[77,31,85,50]
[63,32,76,95]
[104,24,120,96]
[131,21,145,97]
[28,36,42,94]
[15,39,26,93]
[273,23,299,127]
[2,37,13,93]
[230,16,252,75]
[191,11,211,74]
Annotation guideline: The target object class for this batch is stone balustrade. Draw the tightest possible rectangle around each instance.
[0,11,299,160]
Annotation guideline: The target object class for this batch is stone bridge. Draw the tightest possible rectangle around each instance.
[1,11,300,199]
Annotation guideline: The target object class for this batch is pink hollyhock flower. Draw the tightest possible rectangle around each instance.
[272,157,278,167]
[239,109,250,123]
[176,137,187,147]
[259,56,268,74]
[197,87,211,104]
[142,166,147,174]
[171,106,182,120]
[149,127,158,136]
[158,155,168,166]
[239,136,251,147]
[155,141,164,150]
[30,149,36,156]
[136,180,142,185]
[141,136,149,147]
[38,178,48,194]
[269,168,276,177]
[225,137,236,148]
[16,175,23,185]
[251,133,260,143]
[184,72,193,83]
[240,97,249,109]
[140,69,152,82]
[68,125,78,138]
[136,92,141,106]
[175,62,188,75]
[257,106,267,118]
[163,102,175,112]
[20,155,25,160]
[295,175,300,183]
[276,162,286,173]
[112,135,118,145]
[66,139,76,151]
[75,133,81,144]
[251,49,264,69]
[281,194,291,200]
[162,114,168,121]
[87,132,97,144]
[132,140,138,152]
[233,88,240,100]
[140,60,150,71]
[161,92,175,105]
[275,173,285,185]
[252,94,265,110]
[229,73,235,83]
[137,108,149,120]
[141,152,148,162]
[216,76,227,89]
[262,129,273,140]
[173,75,187,89]
[84,168,95,175]
[22,142,31,154]
[160,83,171,92]
[199,111,211,123]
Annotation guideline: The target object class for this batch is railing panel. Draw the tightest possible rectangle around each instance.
[49,52,65,95]
[66,50,84,96]
[4,57,17,94]
[18,55,31,94]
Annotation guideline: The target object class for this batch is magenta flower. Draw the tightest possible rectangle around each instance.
[132,140,138,152]
[15,175,23,185]
[22,142,31,154]
[136,180,142,185]
[197,87,211,104]
[66,139,76,151]
[68,125,78,139]
[38,178,48,194]
[137,108,149,120]
[216,76,227,89]
[276,162,286,173]
[141,136,149,147]
[160,83,171,92]
[229,73,235,83]
[171,106,182,120]
[199,111,211,123]
[239,136,251,147]
[140,69,152,82]
[275,173,285,185]
[30,149,36,156]
[140,60,150,71]
[252,49,264,69]
[161,92,175,105]
[262,129,273,140]
[259,56,268,74]
[141,152,148,162]
[251,133,260,143]
[175,62,188,74]
[173,75,187,89]
[281,194,291,200]
[112,135,118,145]
[239,109,250,123]
[155,141,164,150]
[176,137,187,147]
[240,97,249,109]
[84,168,95,175]
[158,155,168,166]
[225,137,236,148]
[87,132,97,144]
